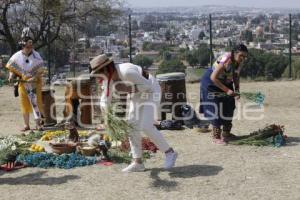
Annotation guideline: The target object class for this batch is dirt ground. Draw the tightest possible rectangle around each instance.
[0,80,300,200]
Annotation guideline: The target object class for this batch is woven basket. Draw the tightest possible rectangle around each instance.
[50,143,77,154]
[77,144,97,156]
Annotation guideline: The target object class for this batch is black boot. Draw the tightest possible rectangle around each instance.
[222,123,237,142]
[212,127,221,139]
[212,127,226,144]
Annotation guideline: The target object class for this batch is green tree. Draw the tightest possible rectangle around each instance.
[142,42,169,51]
[132,19,139,31]
[187,53,199,66]
[198,44,212,66]
[179,47,189,60]
[0,42,9,54]
[256,37,267,43]
[157,59,185,74]
[142,42,151,51]
[251,15,266,25]
[186,44,212,67]
[264,25,270,33]
[119,49,129,59]
[241,30,253,43]
[161,51,172,61]
[0,0,122,55]
[133,55,153,69]
[165,29,171,42]
[240,49,288,79]
[282,59,300,79]
[198,31,206,40]
[139,15,167,32]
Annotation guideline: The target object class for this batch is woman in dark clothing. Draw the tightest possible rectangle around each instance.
[200,44,248,144]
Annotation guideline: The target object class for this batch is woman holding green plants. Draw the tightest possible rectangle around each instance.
[200,44,248,144]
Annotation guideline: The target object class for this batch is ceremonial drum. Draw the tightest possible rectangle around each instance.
[156,72,187,120]
[64,76,92,126]
[42,87,57,126]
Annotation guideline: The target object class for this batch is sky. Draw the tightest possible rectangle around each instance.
[126,0,300,8]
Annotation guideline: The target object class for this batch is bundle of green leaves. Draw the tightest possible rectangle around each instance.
[0,136,27,164]
[210,91,265,105]
[106,106,133,142]
[239,92,265,105]
[229,124,285,146]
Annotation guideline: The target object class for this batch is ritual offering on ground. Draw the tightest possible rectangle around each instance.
[229,124,286,146]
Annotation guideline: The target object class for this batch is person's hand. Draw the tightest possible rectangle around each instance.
[226,89,235,96]
[26,76,36,83]
[27,78,35,82]
[8,76,13,83]
[8,73,14,83]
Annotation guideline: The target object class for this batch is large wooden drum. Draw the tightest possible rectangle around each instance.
[42,87,57,126]
[64,76,92,126]
[156,72,187,120]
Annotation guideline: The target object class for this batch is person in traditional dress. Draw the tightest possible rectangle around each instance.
[200,44,248,144]
[90,54,177,172]
[6,28,44,131]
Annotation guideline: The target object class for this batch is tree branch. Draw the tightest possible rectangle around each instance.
[1,2,17,53]
[0,29,6,36]
[35,22,61,50]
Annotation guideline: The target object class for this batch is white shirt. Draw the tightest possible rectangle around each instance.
[99,63,156,110]
[7,50,44,78]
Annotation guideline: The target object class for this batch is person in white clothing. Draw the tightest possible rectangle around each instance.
[6,28,44,131]
[90,54,177,172]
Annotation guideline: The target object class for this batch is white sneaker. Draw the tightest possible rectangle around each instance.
[122,163,145,173]
[164,151,178,169]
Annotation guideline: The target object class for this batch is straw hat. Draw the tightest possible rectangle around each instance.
[90,54,113,74]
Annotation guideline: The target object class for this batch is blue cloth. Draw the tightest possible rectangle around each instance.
[199,67,235,127]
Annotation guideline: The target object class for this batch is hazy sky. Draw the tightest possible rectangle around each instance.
[126,0,300,8]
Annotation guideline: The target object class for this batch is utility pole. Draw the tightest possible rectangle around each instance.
[209,14,213,66]
[47,14,51,84]
[128,14,132,63]
[289,13,292,79]
[73,0,76,77]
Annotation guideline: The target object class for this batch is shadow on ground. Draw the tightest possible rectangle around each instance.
[0,171,80,185]
[285,136,300,146]
[149,164,223,191]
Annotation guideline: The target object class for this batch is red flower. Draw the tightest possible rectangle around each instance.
[120,138,158,153]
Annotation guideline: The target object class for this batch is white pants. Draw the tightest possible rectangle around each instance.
[127,75,170,158]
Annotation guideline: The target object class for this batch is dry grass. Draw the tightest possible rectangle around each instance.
[0,80,300,200]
